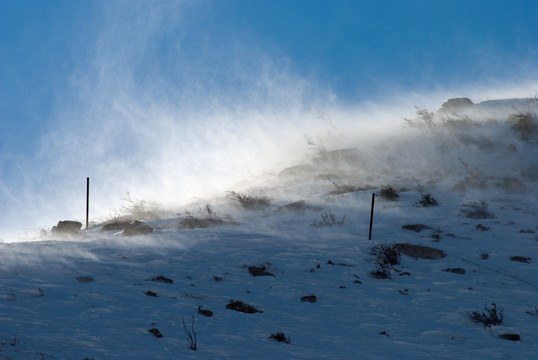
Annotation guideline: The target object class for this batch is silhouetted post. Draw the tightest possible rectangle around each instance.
[368,193,375,240]
[86,177,90,229]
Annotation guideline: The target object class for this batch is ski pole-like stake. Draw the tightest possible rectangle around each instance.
[86,177,90,229]
[368,193,375,240]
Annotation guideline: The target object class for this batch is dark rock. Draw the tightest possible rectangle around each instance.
[248,264,275,277]
[122,222,154,236]
[394,243,446,260]
[225,300,263,314]
[301,295,317,303]
[75,276,95,283]
[146,275,174,284]
[52,220,82,234]
[268,332,290,344]
[510,256,531,263]
[213,276,224,282]
[148,328,163,338]
[499,333,520,341]
[327,260,335,265]
[198,305,214,317]
[440,98,473,113]
[101,221,131,231]
[443,268,466,274]
[379,331,389,336]
[476,224,490,231]
[275,200,306,214]
[402,224,432,233]
[145,291,158,297]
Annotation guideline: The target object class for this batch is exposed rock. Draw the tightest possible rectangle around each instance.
[499,333,520,341]
[225,300,263,314]
[402,224,432,233]
[442,268,466,274]
[394,243,446,260]
[51,220,82,234]
[101,221,131,231]
[502,177,527,194]
[145,291,158,297]
[268,332,291,344]
[248,264,275,277]
[122,221,154,236]
[276,200,306,214]
[75,276,95,283]
[509,256,531,263]
[146,275,174,284]
[440,98,474,114]
[301,295,317,303]
[198,305,214,317]
[148,328,163,338]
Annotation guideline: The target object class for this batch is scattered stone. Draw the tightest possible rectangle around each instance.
[519,229,535,234]
[509,256,531,263]
[122,222,154,236]
[476,224,490,231]
[431,234,441,242]
[394,243,446,260]
[51,220,82,234]
[399,272,412,276]
[379,331,390,336]
[198,305,214,317]
[213,276,224,282]
[499,333,520,341]
[502,177,527,194]
[440,97,473,113]
[275,200,306,214]
[398,289,409,295]
[248,264,275,277]
[402,224,432,233]
[327,260,335,265]
[442,268,466,275]
[268,332,291,344]
[145,291,158,297]
[101,221,131,231]
[75,276,95,283]
[225,300,263,314]
[354,280,363,284]
[148,328,163,338]
[301,295,317,303]
[146,275,174,284]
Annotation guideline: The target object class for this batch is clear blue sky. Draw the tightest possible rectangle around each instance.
[1,0,537,238]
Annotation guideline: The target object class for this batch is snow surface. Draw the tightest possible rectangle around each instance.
[1,98,537,359]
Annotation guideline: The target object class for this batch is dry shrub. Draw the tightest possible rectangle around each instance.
[510,109,537,141]
[379,185,399,201]
[311,211,345,227]
[227,191,271,210]
[179,204,233,229]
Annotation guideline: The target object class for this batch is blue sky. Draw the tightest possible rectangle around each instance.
[1,0,538,239]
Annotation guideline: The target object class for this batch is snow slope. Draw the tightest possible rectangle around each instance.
[1,98,537,359]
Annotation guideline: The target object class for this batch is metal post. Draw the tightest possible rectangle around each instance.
[368,193,375,240]
[86,177,90,229]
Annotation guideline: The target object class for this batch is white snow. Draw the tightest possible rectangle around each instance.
[1,98,537,359]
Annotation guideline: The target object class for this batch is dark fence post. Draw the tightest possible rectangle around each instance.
[368,193,375,240]
[86,177,90,229]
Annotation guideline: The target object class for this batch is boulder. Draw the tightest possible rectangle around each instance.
[394,243,446,260]
[440,98,473,114]
[51,220,82,234]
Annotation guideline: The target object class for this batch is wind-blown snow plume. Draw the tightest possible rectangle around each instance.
[0,1,537,242]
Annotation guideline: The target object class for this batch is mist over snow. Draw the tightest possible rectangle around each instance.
[0,0,537,243]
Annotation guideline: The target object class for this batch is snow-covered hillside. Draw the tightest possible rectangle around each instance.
[1,97,537,359]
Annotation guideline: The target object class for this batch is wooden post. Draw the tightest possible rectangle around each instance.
[368,193,375,240]
[86,177,90,229]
